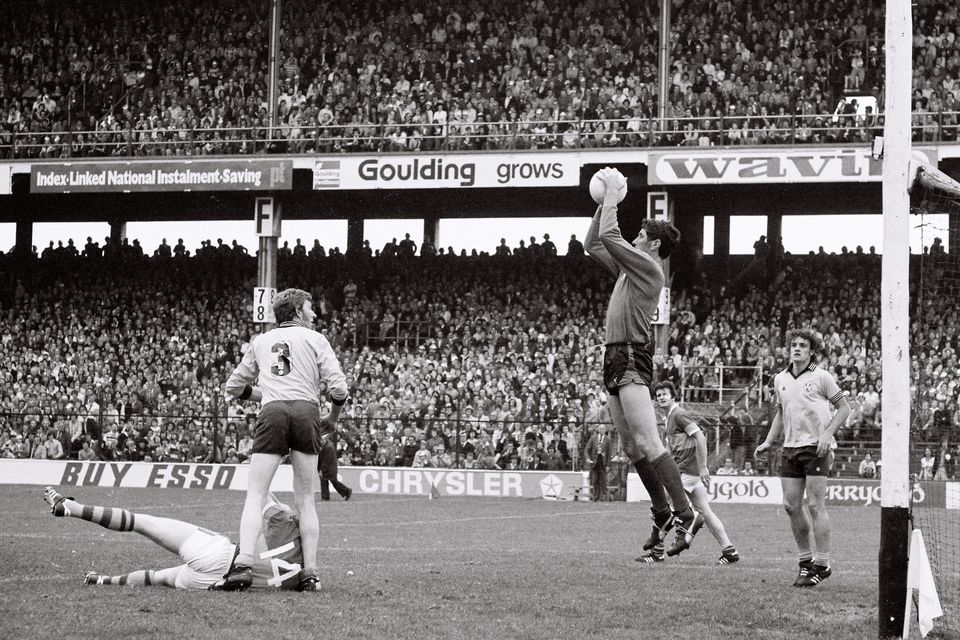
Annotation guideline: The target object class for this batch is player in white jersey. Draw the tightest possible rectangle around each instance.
[756,328,849,588]
[43,487,304,590]
[218,288,349,592]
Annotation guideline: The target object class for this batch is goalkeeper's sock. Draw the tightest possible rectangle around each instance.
[634,458,671,512]
[70,500,135,532]
[651,452,690,512]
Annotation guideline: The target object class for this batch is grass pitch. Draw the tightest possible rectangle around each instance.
[0,485,894,639]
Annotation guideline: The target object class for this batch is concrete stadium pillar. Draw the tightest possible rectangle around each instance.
[15,220,32,256]
[347,217,364,255]
[767,214,782,247]
[109,220,127,247]
[714,213,730,280]
[423,216,440,247]
[949,213,960,254]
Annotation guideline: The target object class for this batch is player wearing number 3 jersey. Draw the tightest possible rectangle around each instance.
[44,487,304,590]
[220,288,349,592]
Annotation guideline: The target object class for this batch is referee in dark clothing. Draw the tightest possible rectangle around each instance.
[317,431,352,501]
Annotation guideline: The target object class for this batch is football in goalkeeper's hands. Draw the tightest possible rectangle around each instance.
[590,170,627,204]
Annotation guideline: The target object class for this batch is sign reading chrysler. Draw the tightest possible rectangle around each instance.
[648,147,938,185]
[313,153,579,189]
[31,159,293,193]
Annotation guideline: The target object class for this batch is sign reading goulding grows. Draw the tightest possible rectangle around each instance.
[30,159,293,193]
[313,153,580,189]
[647,147,938,185]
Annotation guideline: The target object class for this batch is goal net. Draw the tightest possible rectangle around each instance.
[911,164,960,637]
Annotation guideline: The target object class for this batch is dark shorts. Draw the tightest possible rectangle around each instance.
[603,342,653,395]
[253,400,322,456]
[780,446,831,479]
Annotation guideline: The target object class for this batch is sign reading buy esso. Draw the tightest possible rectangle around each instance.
[647,147,939,185]
[313,153,580,190]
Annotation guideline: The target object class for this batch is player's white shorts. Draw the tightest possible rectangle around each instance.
[174,528,237,590]
[681,473,706,494]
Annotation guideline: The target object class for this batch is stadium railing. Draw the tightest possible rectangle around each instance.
[5,112,958,159]
[680,362,763,407]
[347,320,440,349]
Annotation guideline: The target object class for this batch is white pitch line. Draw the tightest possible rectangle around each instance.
[331,508,631,528]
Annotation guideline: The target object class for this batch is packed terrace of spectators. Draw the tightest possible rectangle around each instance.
[1,0,958,157]
[1,234,956,480]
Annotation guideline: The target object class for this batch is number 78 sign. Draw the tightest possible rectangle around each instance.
[253,287,276,323]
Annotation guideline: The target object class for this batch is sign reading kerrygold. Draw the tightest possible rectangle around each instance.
[648,147,938,185]
[31,159,293,193]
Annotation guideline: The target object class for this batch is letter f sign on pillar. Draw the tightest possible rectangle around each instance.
[647,191,671,222]
[255,197,280,237]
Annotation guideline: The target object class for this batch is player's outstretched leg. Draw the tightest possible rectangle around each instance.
[687,485,739,565]
[44,486,134,532]
[44,486,199,554]
[83,567,179,587]
[44,487,189,588]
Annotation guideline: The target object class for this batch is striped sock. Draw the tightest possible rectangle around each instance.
[88,570,155,586]
[798,546,813,564]
[813,553,830,567]
[78,505,135,532]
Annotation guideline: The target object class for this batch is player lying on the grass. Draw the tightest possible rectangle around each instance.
[636,381,740,565]
[43,487,304,590]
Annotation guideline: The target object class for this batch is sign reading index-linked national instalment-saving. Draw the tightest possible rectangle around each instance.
[30,159,293,193]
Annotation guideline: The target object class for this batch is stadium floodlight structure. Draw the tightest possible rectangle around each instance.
[879,0,911,637]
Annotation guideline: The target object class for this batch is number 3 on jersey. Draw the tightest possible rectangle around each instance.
[271,342,291,376]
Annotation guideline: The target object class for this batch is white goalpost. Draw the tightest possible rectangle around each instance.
[878,0,912,637]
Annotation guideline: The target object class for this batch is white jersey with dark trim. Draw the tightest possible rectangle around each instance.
[226,323,348,406]
[773,364,843,448]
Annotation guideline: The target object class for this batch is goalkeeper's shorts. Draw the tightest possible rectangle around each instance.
[603,342,653,395]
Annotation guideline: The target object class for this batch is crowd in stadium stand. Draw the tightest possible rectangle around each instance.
[1,233,957,482]
[1,0,958,157]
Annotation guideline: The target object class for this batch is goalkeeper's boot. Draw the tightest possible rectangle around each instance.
[642,508,675,550]
[792,560,816,587]
[795,563,831,587]
[43,487,70,517]
[666,507,705,557]
[297,568,322,592]
[210,564,253,591]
